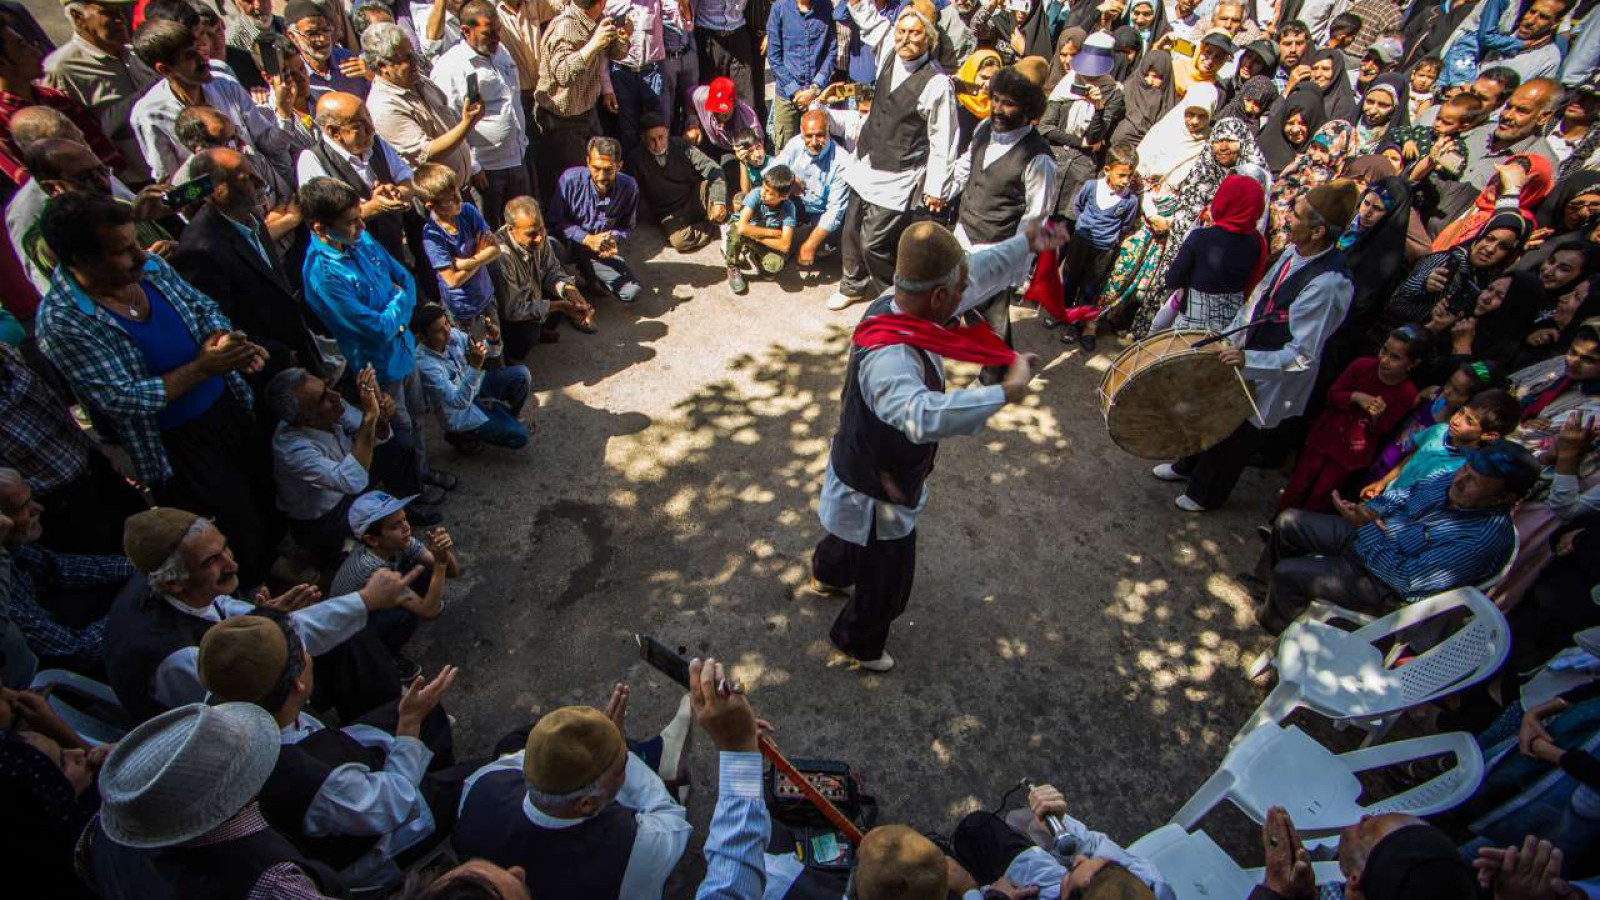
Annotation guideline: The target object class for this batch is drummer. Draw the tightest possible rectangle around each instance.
[807,219,1062,673]
[1151,180,1361,513]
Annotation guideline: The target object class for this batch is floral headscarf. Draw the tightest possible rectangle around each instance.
[1167,117,1268,251]
[1268,119,1357,255]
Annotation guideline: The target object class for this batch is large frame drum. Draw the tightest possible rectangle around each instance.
[1097,330,1255,459]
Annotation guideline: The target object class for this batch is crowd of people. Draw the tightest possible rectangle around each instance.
[0,0,1598,896]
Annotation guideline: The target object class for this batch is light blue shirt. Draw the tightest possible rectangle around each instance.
[694,751,769,900]
[415,330,490,433]
[773,133,849,233]
[302,231,418,384]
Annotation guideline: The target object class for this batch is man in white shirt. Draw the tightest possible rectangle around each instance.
[827,0,959,312]
[297,90,423,273]
[414,0,466,62]
[43,0,158,186]
[810,221,1058,671]
[432,0,531,227]
[129,16,312,183]
[101,507,423,723]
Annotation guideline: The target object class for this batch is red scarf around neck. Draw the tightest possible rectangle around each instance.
[852,312,1018,366]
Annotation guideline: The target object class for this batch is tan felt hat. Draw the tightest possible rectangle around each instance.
[198,616,290,704]
[123,508,202,574]
[855,825,948,900]
[523,706,626,794]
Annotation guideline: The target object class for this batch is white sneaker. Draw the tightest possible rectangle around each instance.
[1174,494,1205,513]
[856,652,895,672]
[1151,463,1188,482]
[826,291,861,311]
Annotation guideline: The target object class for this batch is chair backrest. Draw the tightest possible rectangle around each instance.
[1351,588,1510,707]
[1128,824,1257,900]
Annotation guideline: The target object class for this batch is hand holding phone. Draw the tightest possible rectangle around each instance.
[164,174,215,210]
[465,72,480,105]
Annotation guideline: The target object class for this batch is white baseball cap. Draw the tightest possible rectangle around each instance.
[347,490,417,537]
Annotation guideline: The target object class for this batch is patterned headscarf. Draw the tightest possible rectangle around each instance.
[1167,117,1267,250]
[1268,119,1357,255]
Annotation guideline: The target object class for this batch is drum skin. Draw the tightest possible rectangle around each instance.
[1097,330,1254,459]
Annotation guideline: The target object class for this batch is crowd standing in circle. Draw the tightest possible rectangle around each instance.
[0,0,1599,897]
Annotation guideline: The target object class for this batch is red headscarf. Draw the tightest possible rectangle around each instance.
[1430,153,1555,254]
[1211,172,1270,296]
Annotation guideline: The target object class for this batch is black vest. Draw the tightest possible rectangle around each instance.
[85,813,347,900]
[452,768,640,900]
[956,122,1051,245]
[631,139,709,218]
[102,585,216,723]
[859,54,938,172]
[258,726,390,870]
[308,137,413,266]
[1244,248,1352,352]
[828,295,942,507]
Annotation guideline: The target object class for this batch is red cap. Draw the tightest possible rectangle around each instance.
[705,77,737,115]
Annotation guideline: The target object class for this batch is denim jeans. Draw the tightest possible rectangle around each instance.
[610,61,664,156]
[465,365,531,448]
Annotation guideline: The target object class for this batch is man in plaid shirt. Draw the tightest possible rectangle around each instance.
[0,468,136,684]
[34,192,280,586]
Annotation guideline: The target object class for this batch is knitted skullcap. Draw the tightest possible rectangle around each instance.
[1082,863,1157,900]
[523,706,626,794]
[1305,178,1360,233]
[855,825,947,900]
[197,616,290,704]
[123,508,202,574]
[895,220,965,290]
[1014,55,1051,87]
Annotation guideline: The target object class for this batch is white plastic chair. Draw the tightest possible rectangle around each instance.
[1172,722,1484,836]
[1235,587,1510,747]
[29,669,132,747]
[1128,824,1344,900]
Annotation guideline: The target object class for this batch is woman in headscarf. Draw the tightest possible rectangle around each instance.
[1110,25,1143,81]
[1512,262,1600,370]
[1041,32,1126,214]
[1258,82,1328,172]
[1044,25,1088,92]
[1134,82,1218,187]
[1090,116,1265,341]
[1161,171,1269,333]
[1321,175,1413,372]
[953,48,1004,152]
[1170,29,1231,100]
[1109,47,1175,147]
[1430,154,1555,255]
[1215,76,1279,136]
[1514,170,1600,274]
[1016,0,1068,60]
[1372,211,1531,352]
[1304,47,1359,124]
[1124,0,1165,54]
[0,730,104,900]
[1341,154,1397,189]
[1232,39,1277,92]
[1351,74,1407,155]
[1266,119,1357,256]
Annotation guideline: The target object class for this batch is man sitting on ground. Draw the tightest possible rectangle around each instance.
[629,111,730,254]
[1252,440,1539,634]
[547,136,643,304]
[197,612,458,892]
[267,364,438,568]
[495,195,597,359]
[772,109,848,267]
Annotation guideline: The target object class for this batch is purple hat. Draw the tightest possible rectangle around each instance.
[1072,32,1117,79]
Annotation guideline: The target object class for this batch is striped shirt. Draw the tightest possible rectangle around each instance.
[694,751,769,900]
[1354,471,1515,601]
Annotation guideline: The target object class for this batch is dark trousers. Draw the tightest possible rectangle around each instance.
[536,108,601,201]
[481,164,533,230]
[1050,145,1098,218]
[951,812,1036,885]
[308,625,403,723]
[813,525,917,661]
[970,291,1014,385]
[611,61,665,156]
[1172,420,1267,510]
[1253,509,1401,633]
[286,429,424,565]
[840,193,916,300]
[36,452,148,556]
[698,26,765,133]
[152,393,281,588]
[1058,237,1119,311]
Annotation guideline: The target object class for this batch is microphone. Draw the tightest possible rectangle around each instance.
[1019,779,1079,860]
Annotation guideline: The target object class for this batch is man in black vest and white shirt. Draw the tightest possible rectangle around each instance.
[1152,179,1360,512]
[452,695,695,899]
[197,612,460,893]
[102,507,422,724]
[297,90,427,291]
[952,64,1054,385]
[826,0,959,312]
[810,220,1064,672]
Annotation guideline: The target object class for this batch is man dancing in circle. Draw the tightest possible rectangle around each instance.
[809,218,1064,672]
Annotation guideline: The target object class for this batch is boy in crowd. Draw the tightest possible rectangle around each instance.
[728,127,767,208]
[1058,145,1141,348]
[724,165,798,295]
[415,163,501,327]
[330,490,458,625]
[414,305,533,452]
[1363,388,1522,496]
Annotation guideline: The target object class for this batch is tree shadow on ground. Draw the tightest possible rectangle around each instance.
[412,309,1307,894]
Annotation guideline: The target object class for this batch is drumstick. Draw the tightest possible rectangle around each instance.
[1233,367,1264,423]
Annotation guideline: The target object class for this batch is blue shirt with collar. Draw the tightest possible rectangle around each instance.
[1355,470,1516,601]
[773,133,848,231]
[301,230,418,384]
[767,0,837,100]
